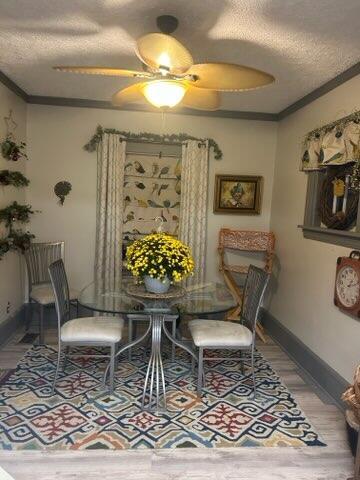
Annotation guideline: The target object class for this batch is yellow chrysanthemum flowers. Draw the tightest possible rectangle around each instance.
[126,233,194,282]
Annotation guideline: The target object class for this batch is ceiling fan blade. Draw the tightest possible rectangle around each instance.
[112,83,146,106]
[53,66,154,79]
[181,85,221,111]
[187,63,275,91]
[135,33,193,74]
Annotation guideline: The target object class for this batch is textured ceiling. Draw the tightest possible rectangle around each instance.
[0,0,359,113]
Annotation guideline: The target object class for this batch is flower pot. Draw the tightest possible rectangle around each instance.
[144,275,171,294]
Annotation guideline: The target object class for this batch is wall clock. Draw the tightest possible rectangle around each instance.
[334,251,360,316]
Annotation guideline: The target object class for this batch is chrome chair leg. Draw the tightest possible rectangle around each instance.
[171,319,176,362]
[63,346,70,372]
[191,355,195,374]
[114,342,119,370]
[197,347,203,396]
[39,304,45,345]
[128,317,133,361]
[240,349,245,375]
[52,343,62,394]
[109,344,115,394]
[251,348,257,399]
[25,301,33,332]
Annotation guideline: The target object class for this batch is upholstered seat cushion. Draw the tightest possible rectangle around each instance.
[30,283,78,305]
[61,317,124,343]
[189,319,253,347]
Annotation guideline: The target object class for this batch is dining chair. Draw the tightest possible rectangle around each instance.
[24,241,78,344]
[127,314,178,361]
[218,228,275,343]
[189,265,270,398]
[48,259,124,394]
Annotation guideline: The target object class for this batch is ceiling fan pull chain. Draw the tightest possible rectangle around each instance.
[161,111,167,133]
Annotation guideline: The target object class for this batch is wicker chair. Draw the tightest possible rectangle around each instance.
[218,228,275,342]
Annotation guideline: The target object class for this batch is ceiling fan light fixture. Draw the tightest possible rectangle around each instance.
[142,80,187,108]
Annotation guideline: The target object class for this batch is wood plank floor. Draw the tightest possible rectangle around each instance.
[0,325,354,480]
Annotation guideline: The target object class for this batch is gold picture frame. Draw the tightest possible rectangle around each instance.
[214,175,262,214]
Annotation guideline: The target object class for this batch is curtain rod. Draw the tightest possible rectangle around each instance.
[126,138,183,146]
[126,150,180,158]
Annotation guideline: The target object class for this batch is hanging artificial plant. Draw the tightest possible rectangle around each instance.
[1,109,28,162]
[1,138,28,162]
[0,231,35,258]
[0,170,30,187]
[0,201,34,228]
[8,230,35,252]
[0,201,36,260]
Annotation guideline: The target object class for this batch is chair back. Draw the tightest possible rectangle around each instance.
[48,259,71,329]
[25,242,64,289]
[218,229,275,274]
[241,264,269,333]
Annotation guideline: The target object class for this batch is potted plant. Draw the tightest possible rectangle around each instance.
[125,232,194,293]
[1,137,28,161]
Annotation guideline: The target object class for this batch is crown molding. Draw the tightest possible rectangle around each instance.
[0,70,28,102]
[26,95,278,121]
[278,61,360,120]
[1,61,359,121]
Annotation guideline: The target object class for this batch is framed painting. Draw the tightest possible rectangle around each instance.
[214,175,262,214]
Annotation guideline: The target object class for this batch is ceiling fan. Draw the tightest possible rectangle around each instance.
[54,15,275,111]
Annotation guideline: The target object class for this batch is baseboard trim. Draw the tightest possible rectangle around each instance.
[0,306,26,349]
[262,310,349,410]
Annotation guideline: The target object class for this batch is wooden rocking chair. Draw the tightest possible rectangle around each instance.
[218,228,275,343]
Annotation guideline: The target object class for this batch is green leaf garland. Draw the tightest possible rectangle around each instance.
[84,125,223,160]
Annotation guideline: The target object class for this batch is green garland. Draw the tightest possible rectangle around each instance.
[84,125,223,160]
[0,170,30,187]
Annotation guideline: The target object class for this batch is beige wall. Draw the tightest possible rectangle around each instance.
[269,75,360,382]
[0,83,27,325]
[26,105,277,291]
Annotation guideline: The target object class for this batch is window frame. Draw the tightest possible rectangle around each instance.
[299,170,360,248]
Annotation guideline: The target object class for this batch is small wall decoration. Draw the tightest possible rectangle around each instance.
[54,181,72,205]
[334,251,360,317]
[214,175,262,214]
[320,165,359,230]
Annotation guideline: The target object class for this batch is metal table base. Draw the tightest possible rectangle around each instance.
[104,313,197,413]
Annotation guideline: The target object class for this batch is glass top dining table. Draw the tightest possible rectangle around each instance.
[78,278,236,412]
[78,278,236,317]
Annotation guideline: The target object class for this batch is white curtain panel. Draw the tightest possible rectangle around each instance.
[179,140,209,285]
[95,133,126,291]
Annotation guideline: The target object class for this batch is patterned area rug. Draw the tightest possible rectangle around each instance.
[0,345,325,450]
